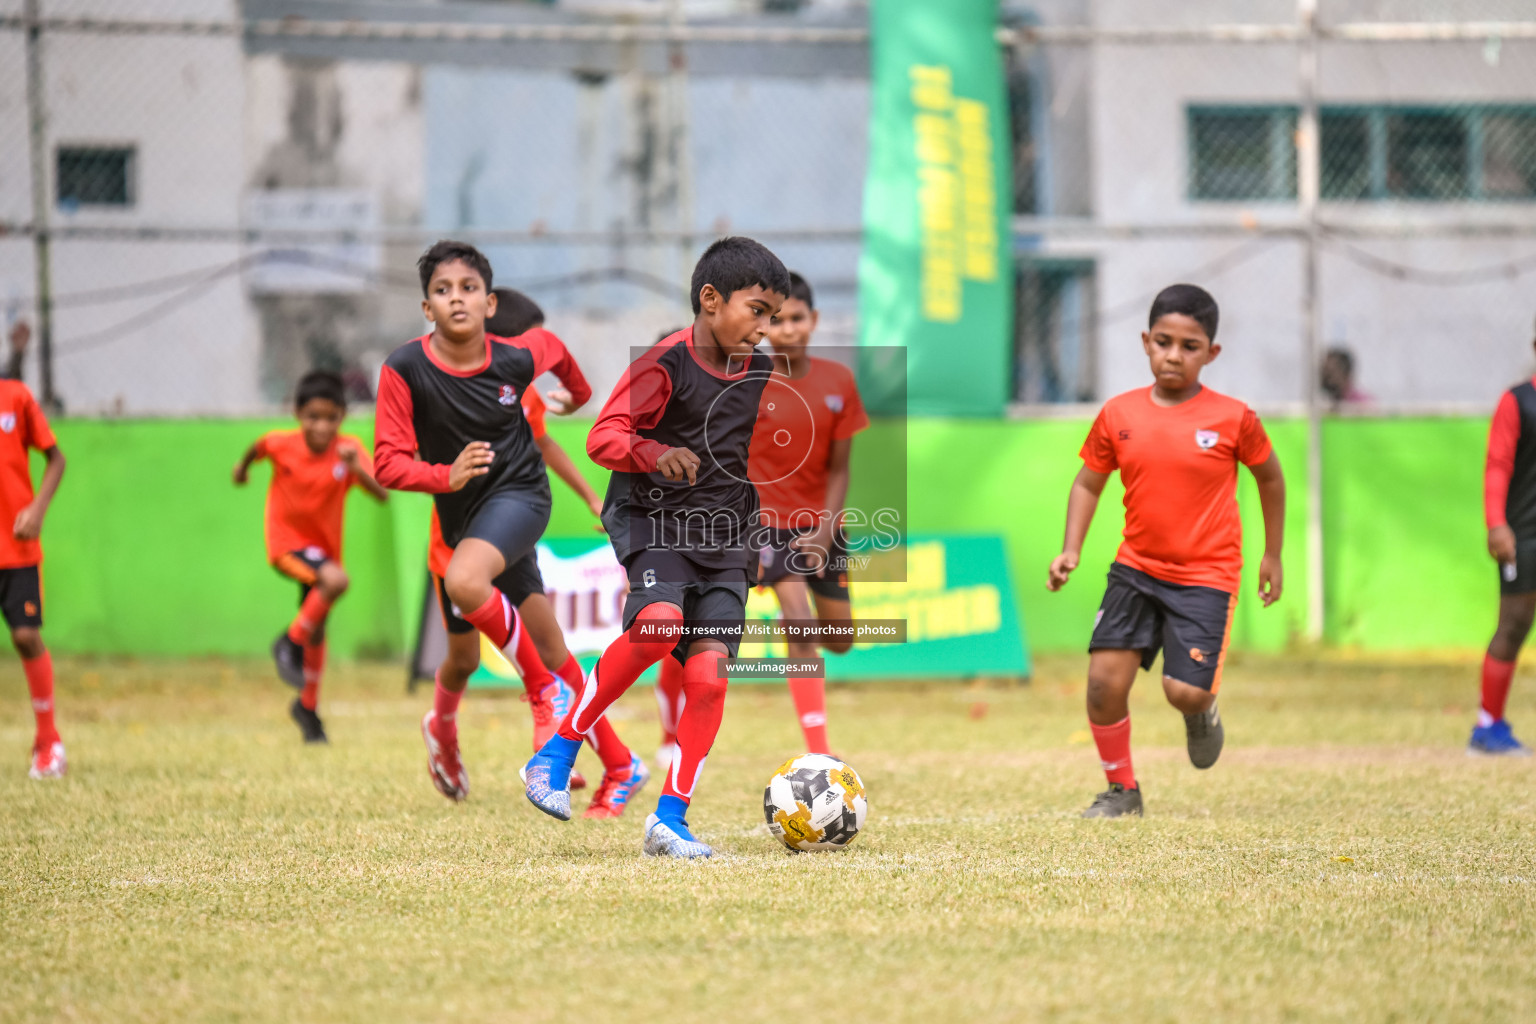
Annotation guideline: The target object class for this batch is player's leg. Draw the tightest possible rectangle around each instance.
[288,560,347,743]
[524,550,685,821]
[1081,565,1159,818]
[775,577,830,754]
[654,656,683,770]
[5,567,62,779]
[1471,581,1536,755]
[444,495,553,671]
[422,577,478,801]
[643,573,747,859]
[270,551,324,688]
[1155,582,1234,770]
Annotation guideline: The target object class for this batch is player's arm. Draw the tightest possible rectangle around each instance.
[1048,466,1109,591]
[14,444,64,541]
[1486,391,1519,564]
[792,437,855,576]
[337,440,389,503]
[522,328,593,415]
[1249,451,1285,607]
[587,361,699,482]
[373,365,491,493]
[232,439,263,485]
[536,434,604,524]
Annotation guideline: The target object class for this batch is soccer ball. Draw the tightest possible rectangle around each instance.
[762,754,868,852]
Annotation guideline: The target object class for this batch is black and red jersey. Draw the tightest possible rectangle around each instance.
[1486,377,1536,536]
[374,329,591,545]
[587,327,772,571]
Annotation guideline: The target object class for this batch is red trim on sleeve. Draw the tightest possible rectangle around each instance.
[1486,389,1520,530]
[511,328,593,410]
[373,364,452,493]
[587,359,673,473]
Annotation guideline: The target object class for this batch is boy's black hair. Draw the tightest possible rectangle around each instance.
[690,236,791,315]
[1324,346,1354,373]
[1148,283,1219,343]
[417,239,493,297]
[295,369,346,411]
[786,271,815,310]
[487,287,545,337]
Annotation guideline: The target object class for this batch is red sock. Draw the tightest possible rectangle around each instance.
[558,604,683,741]
[1481,653,1516,724]
[662,649,728,803]
[300,641,325,711]
[433,671,463,735]
[1090,717,1135,789]
[23,651,57,746]
[655,656,685,746]
[787,675,829,753]
[555,653,632,771]
[463,589,514,648]
[464,590,553,696]
[287,589,333,646]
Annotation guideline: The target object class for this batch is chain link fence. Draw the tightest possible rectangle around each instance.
[1,1,1535,414]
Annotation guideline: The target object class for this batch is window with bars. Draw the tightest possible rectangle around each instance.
[56,145,136,208]
[1189,105,1536,202]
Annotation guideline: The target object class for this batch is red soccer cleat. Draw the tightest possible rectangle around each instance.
[583,753,650,819]
[421,711,468,802]
[525,681,586,790]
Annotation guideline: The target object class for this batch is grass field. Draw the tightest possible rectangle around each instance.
[3,651,1534,1023]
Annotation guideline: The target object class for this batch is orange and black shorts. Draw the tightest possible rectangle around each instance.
[1089,562,1236,693]
[0,565,43,629]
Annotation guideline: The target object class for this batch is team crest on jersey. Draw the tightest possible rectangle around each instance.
[498,384,517,407]
[1195,429,1219,450]
[0,413,14,434]
[825,394,844,413]
[332,462,347,481]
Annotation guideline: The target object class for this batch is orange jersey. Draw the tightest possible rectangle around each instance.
[255,430,373,564]
[427,388,549,576]
[1080,386,1272,592]
[0,381,57,569]
[748,357,869,529]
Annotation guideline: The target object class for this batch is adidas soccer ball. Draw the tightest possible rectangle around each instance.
[763,754,867,852]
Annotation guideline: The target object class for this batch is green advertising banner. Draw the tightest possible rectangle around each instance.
[858,0,1014,416]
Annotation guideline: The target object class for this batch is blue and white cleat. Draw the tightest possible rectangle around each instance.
[523,752,573,821]
[585,754,651,819]
[642,813,713,859]
[1468,720,1532,757]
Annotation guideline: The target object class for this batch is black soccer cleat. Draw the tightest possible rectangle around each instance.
[290,698,328,744]
[1081,783,1143,819]
[271,633,305,690]
[1184,702,1225,769]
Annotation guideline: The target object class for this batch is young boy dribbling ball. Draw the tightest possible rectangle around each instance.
[1048,284,1285,818]
[234,370,387,742]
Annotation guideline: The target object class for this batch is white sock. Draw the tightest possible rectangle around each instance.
[1477,709,1497,728]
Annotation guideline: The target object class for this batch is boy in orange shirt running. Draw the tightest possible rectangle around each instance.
[1048,284,1285,818]
[234,370,387,742]
[0,378,66,778]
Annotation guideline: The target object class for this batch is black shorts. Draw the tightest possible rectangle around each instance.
[0,565,42,629]
[1498,540,1536,596]
[1089,562,1236,693]
[434,553,546,635]
[756,526,852,601]
[274,546,331,642]
[622,549,749,663]
[460,491,551,567]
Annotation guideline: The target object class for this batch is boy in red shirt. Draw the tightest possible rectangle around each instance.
[234,370,387,743]
[1048,284,1286,818]
[0,379,66,778]
[653,271,866,760]
[423,289,645,815]
[1472,319,1536,756]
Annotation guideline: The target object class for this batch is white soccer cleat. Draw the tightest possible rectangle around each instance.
[29,739,66,780]
[421,712,469,802]
[642,813,713,859]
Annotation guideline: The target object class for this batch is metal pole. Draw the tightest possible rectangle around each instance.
[23,0,57,411]
[667,0,695,319]
[1297,0,1324,642]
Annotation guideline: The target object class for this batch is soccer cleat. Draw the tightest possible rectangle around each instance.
[1468,720,1533,757]
[421,711,469,802]
[643,813,713,859]
[1184,702,1224,769]
[271,633,305,689]
[524,681,585,790]
[584,754,651,819]
[654,741,679,774]
[1081,783,1144,819]
[28,739,66,780]
[290,699,328,744]
[523,752,573,821]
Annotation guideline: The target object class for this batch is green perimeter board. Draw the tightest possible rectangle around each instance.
[32,416,1491,658]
